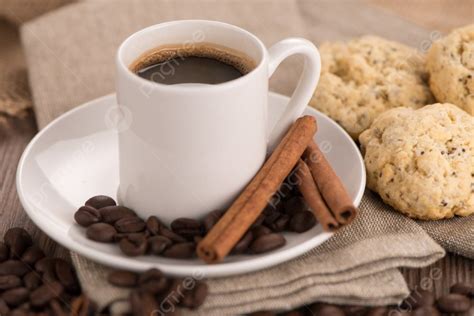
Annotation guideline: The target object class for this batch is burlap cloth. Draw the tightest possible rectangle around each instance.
[6,0,474,313]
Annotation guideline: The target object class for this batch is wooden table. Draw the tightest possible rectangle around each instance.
[0,0,473,310]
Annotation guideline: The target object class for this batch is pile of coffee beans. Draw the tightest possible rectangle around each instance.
[75,187,317,258]
[0,227,95,315]
[248,285,474,315]
[103,268,208,315]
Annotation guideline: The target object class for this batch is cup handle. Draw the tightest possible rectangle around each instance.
[267,38,321,151]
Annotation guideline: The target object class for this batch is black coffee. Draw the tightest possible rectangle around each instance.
[130,43,255,85]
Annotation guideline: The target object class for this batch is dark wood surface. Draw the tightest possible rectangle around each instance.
[1,112,472,304]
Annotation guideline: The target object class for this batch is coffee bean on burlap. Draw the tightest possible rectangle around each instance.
[20,245,45,265]
[0,242,9,262]
[74,206,102,227]
[119,234,147,257]
[202,210,224,232]
[171,218,202,238]
[181,280,208,309]
[250,233,286,254]
[108,270,138,288]
[1,287,29,306]
[231,231,253,254]
[0,275,22,290]
[85,195,116,209]
[251,225,272,239]
[130,289,158,316]
[283,196,308,216]
[402,289,435,309]
[0,299,9,315]
[23,271,42,290]
[70,294,97,316]
[4,228,32,258]
[50,299,67,316]
[55,259,80,293]
[145,216,162,235]
[115,216,146,233]
[138,268,168,294]
[365,306,389,316]
[99,206,136,224]
[159,227,187,243]
[148,236,172,255]
[269,214,290,232]
[342,305,368,316]
[289,211,316,233]
[163,242,195,259]
[30,281,64,307]
[412,306,441,316]
[450,282,474,297]
[436,293,471,313]
[86,223,116,242]
[309,303,345,316]
[0,260,29,276]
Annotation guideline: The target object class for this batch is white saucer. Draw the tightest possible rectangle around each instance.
[16,92,365,278]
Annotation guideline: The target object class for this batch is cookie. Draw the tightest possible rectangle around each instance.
[310,36,434,139]
[427,24,474,115]
[359,103,474,220]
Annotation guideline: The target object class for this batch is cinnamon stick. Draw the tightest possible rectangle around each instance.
[295,159,339,232]
[197,116,317,263]
[304,140,357,224]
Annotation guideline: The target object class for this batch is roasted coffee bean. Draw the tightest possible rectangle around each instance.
[202,210,224,232]
[9,309,28,316]
[108,270,138,288]
[436,293,471,313]
[250,233,286,254]
[70,295,96,316]
[115,216,146,233]
[171,218,202,238]
[283,196,308,215]
[84,195,116,209]
[159,227,187,243]
[20,245,45,265]
[252,212,266,228]
[231,231,253,254]
[0,299,9,315]
[23,271,42,290]
[269,213,290,232]
[145,216,162,235]
[4,228,32,257]
[0,275,22,290]
[55,259,79,293]
[450,282,474,297]
[309,303,345,316]
[0,260,29,276]
[30,281,64,307]
[181,280,208,309]
[148,236,172,255]
[263,206,281,227]
[74,206,102,227]
[412,306,441,316]
[99,206,136,224]
[138,268,168,294]
[163,242,195,259]
[366,306,389,316]
[251,225,272,239]
[130,289,158,316]
[86,223,116,242]
[342,305,368,316]
[1,287,29,306]
[119,234,147,257]
[402,289,435,309]
[34,257,57,273]
[0,242,9,262]
[50,299,67,316]
[289,210,316,233]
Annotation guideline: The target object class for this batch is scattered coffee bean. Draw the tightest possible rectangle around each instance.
[263,205,281,226]
[85,195,116,209]
[107,270,138,288]
[50,299,67,316]
[22,271,42,290]
[0,243,9,262]
[99,206,136,224]
[309,303,345,316]
[251,225,272,239]
[55,259,80,293]
[145,216,162,235]
[365,306,389,316]
[163,242,196,258]
[250,233,286,254]
[269,213,290,232]
[283,196,308,215]
[203,210,224,232]
[70,295,96,316]
[181,280,208,309]
[119,234,148,257]
[159,226,187,243]
[412,306,441,316]
[138,268,168,294]
[0,260,29,276]
[130,289,158,316]
[34,257,56,274]
[86,223,117,242]
[232,231,254,254]
[171,218,202,238]
[148,236,172,255]
[450,282,474,297]
[0,275,22,290]
[1,287,29,306]
[115,216,146,233]
[289,210,316,233]
[30,281,63,307]
[4,228,32,257]
[436,293,471,313]
[20,245,45,265]
[74,205,102,227]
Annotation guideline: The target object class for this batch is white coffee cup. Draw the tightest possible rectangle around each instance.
[116,20,320,224]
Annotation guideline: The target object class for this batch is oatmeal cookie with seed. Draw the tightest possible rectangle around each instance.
[427,24,474,115]
[310,36,434,139]
[359,103,474,220]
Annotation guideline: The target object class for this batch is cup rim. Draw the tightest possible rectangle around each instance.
[116,19,267,91]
